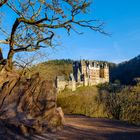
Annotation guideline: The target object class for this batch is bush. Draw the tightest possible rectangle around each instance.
[120,87,140,125]
[58,83,140,125]
[98,83,140,125]
[57,86,108,118]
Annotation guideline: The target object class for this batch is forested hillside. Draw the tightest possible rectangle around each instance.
[31,59,111,81]
[110,55,140,85]
[31,59,73,81]
[30,55,140,85]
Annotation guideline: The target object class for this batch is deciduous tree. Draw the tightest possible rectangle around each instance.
[0,0,106,69]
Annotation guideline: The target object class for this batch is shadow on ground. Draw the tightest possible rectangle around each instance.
[0,115,140,140]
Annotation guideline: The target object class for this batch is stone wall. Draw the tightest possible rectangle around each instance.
[56,79,68,92]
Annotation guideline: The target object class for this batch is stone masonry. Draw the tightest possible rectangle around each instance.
[56,60,109,92]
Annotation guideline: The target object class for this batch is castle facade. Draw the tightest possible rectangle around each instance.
[56,60,109,92]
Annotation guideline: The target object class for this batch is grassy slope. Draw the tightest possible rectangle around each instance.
[57,86,108,118]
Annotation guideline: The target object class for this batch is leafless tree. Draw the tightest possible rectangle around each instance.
[0,0,106,69]
[0,0,8,7]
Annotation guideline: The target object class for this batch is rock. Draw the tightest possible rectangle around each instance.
[0,121,6,135]
[20,124,29,137]
[0,72,64,136]
[56,107,65,125]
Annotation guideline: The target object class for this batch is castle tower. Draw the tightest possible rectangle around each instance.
[72,60,109,87]
[103,63,109,82]
[73,61,84,82]
[77,68,81,82]
[88,61,100,85]
[70,73,76,91]
[81,60,87,76]
[73,61,80,82]
[99,63,109,83]
[100,63,105,78]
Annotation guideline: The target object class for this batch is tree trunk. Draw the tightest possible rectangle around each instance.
[7,50,14,70]
[0,48,3,60]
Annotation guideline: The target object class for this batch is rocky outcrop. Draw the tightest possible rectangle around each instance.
[0,70,64,137]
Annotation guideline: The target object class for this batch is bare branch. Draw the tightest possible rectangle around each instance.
[0,0,8,7]
[0,39,9,44]
[0,0,107,69]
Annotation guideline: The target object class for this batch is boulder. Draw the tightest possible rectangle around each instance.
[0,71,64,136]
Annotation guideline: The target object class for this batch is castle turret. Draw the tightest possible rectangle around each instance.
[99,62,109,83]
[100,63,105,78]
[80,60,87,76]
[103,63,109,82]
[73,61,79,82]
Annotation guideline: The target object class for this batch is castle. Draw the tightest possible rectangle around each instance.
[56,60,109,92]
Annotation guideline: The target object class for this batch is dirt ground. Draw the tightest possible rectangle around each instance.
[33,115,140,140]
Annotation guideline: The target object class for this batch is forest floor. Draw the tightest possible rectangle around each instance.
[33,115,140,140]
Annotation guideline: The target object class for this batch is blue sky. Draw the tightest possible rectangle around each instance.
[1,0,140,63]
[47,0,140,63]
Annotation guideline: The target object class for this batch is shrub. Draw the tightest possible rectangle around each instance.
[119,87,140,125]
[58,83,140,125]
[57,86,108,118]
[98,83,140,125]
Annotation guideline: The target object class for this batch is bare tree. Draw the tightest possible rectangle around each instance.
[0,0,106,69]
[0,0,8,7]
